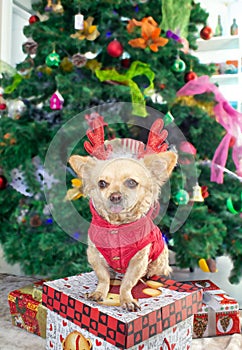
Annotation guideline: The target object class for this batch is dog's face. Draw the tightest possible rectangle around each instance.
[69,151,177,224]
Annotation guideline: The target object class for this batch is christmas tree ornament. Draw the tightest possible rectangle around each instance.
[50,90,64,110]
[226,195,242,215]
[30,215,42,227]
[0,174,7,190]
[174,189,190,205]
[7,99,26,119]
[201,185,209,199]
[75,13,84,30]
[200,26,213,40]
[45,0,53,11]
[45,50,61,67]
[52,0,64,14]
[178,37,189,54]
[84,49,102,59]
[29,15,40,24]
[179,140,197,155]
[10,168,33,196]
[127,17,168,52]
[71,17,100,41]
[72,53,87,68]
[184,70,198,82]
[22,38,38,56]
[65,178,83,201]
[166,30,180,41]
[0,86,7,110]
[120,51,131,68]
[17,55,34,76]
[198,258,217,273]
[191,183,204,202]
[163,111,174,126]
[107,40,124,58]
[171,57,186,73]
[3,133,16,145]
[60,57,73,72]
[149,91,164,104]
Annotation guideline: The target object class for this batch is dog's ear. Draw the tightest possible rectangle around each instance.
[143,151,177,184]
[69,155,95,177]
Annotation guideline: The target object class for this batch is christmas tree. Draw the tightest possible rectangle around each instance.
[0,0,241,283]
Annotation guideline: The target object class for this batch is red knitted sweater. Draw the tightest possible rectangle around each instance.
[88,201,165,273]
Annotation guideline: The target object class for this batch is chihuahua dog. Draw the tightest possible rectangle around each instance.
[69,119,177,311]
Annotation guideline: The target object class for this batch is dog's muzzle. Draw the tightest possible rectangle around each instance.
[109,192,122,204]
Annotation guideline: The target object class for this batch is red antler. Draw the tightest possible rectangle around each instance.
[84,118,112,159]
[138,119,168,158]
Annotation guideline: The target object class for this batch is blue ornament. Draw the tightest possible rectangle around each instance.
[106,31,112,38]
[45,218,53,225]
[134,5,139,12]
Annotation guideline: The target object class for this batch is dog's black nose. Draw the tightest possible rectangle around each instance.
[110,192,122,204]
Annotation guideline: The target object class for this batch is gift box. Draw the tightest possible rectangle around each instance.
[43,271,203,349]
[190,280,241,338]
[8,280,47,338]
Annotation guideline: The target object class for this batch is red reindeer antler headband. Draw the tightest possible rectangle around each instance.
[84,117,168,160]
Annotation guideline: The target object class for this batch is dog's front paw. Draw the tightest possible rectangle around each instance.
[120,294,141,312]
[85,291,105,302]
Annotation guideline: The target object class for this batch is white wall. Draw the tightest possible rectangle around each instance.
[0,0,31,67]
[198,0,242,36]
[11,3,30,65]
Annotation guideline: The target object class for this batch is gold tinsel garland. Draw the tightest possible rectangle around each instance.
[175,95,216,118]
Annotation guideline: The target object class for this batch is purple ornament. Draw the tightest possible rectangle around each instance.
[166,30,180,41]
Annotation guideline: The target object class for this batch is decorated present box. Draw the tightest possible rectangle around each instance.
[43,271,203,349]
[190,280,241,338]
[8,280,47,338]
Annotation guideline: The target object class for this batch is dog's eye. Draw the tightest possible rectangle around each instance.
[124,178,138,188]
[98,180,109,189]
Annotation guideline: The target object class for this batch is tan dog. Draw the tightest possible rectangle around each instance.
[69,120,177,311]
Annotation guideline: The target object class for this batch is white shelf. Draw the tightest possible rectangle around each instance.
[196,35,240,51]
[194,34,242,112]
[211,74,239,85]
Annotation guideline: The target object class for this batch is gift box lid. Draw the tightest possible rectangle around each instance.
[8,280,47,338]
[190,280,239,313]
[43,272,202,348]
[8,280,46,312]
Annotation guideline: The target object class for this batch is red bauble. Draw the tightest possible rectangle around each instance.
[184,71,198,82]
[121,58,131,68]
[107,40,123,58]
[0,103,7,110]
[29,15,40,24]
[179,141,197,155]
[200,26,213,40]
[0,175,7,190]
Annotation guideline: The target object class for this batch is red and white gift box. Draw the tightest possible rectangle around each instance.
[8,280,47,338]
[190,280,241,338]
[43,272,203,349]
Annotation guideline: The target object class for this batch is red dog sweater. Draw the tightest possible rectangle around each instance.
[88,201,165,273]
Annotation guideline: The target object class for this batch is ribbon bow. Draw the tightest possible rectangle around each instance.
[95,61,155,117]
[177,75,242,183]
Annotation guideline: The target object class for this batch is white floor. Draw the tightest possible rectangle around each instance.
[1,246,241,308]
